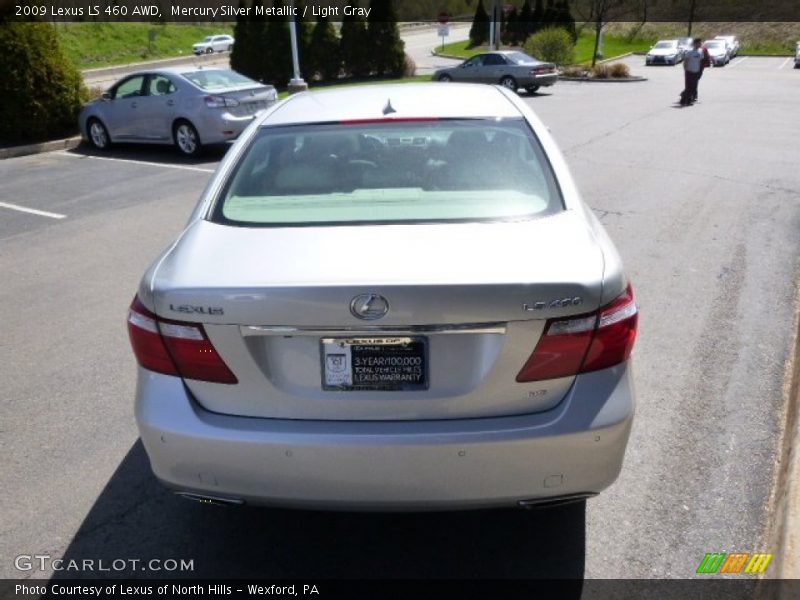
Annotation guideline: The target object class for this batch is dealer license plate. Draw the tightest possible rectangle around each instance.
[321,337,428,391]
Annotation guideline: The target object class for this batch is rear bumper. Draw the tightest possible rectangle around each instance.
[135,363,634,510]
[192,110,259,145]
[525,74,558,88]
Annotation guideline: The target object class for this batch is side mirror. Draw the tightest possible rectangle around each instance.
[101,91,112,101]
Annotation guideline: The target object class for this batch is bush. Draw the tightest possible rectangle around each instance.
[403,54,416,77]
[609,62,630,78]
[0,18,86,144]
[591,63,611,79]
[523,26,575,66]
[561,65,588,78]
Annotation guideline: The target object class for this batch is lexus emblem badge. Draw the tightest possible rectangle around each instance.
[350,294,390,320]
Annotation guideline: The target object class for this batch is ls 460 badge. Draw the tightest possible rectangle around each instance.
[523,297,583,311]
[169,304,224,315]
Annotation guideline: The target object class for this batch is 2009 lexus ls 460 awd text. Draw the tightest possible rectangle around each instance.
[127,83,638,510]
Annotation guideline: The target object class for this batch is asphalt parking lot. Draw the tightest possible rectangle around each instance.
[1,55,798,581]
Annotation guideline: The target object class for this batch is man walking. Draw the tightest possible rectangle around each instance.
[681,38,708,106]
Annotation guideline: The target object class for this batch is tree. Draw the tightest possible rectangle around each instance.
[261,1,292,86]
[469,0,490,47]
[519,0,538,41]
[542,0,556,28]
[573,0,638,67]
[557,1,577,43]
[230,0,262,79]
[367,0,405,76]
[308,17,341,81]
[340,11,370,77]
[502,6,519,46]
[0,14,86,144]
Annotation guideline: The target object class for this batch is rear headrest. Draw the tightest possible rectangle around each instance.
[298,134,358,161]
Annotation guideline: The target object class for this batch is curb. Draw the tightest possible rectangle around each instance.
[765,282,800,582]
[558,76,647,83]
[596,52,635,63]
[431,50,467,60]
[82,51,225,81]
[0,136,82,160]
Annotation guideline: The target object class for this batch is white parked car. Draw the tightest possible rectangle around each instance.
[645,40,683,66]
[713,35,740,58]
[795,42,800,68]
[193,35,234,55]
[703,40,730,66]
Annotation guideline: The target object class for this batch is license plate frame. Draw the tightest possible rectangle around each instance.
[320,336,428,391]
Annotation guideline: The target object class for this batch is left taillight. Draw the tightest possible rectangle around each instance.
[127,296,238,384]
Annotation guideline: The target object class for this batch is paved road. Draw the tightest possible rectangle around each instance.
[1,56,797,582]
[83,23,467,89]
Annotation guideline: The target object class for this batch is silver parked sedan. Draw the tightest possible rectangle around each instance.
[128,83,637,510]
[434,51,557,94]
[79,67,277,156]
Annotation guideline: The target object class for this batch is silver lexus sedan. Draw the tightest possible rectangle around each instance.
[79,67,277,156]
[128,83,637,510]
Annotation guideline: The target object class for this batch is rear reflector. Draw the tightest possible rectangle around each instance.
[127,297,238,384]
[516,284,638,382]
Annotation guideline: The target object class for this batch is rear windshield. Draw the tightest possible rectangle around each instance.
[182,69,255,90]
[212,119,563,226]
[506,51,539,65]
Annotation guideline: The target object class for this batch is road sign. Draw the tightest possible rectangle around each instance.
[438,25,450,38]
[438,11,450,24]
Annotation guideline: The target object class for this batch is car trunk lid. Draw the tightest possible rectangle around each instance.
[148,213,605,420]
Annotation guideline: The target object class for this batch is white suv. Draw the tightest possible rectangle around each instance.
[193,35,234,55]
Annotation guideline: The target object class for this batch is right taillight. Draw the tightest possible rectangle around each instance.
[127,296,238,384]
[516,284,638,382]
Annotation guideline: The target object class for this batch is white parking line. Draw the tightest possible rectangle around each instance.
[728,56,749,68]
[0,202,66,219]
[778,57,792,70]
[55,151,215,173]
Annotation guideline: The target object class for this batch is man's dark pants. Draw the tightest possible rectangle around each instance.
[683,70,700,104]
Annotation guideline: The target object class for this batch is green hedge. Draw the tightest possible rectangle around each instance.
[0,19,86,145]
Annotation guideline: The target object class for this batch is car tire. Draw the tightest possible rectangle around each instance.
[438,74,452,82]
[499,75,518,92]
[205,47,213,54]
[526,85,540,95]
[228,45,233,52]
[173,120,202,157]
[87,118,111,151]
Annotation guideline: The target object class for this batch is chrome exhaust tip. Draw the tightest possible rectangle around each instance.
[175,492,245,507]
[517,493,596,510]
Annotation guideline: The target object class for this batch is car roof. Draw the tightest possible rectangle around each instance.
[259,83,522,126]
[656,39,678,43]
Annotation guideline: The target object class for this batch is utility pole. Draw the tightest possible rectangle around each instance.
[287,0,308,94]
